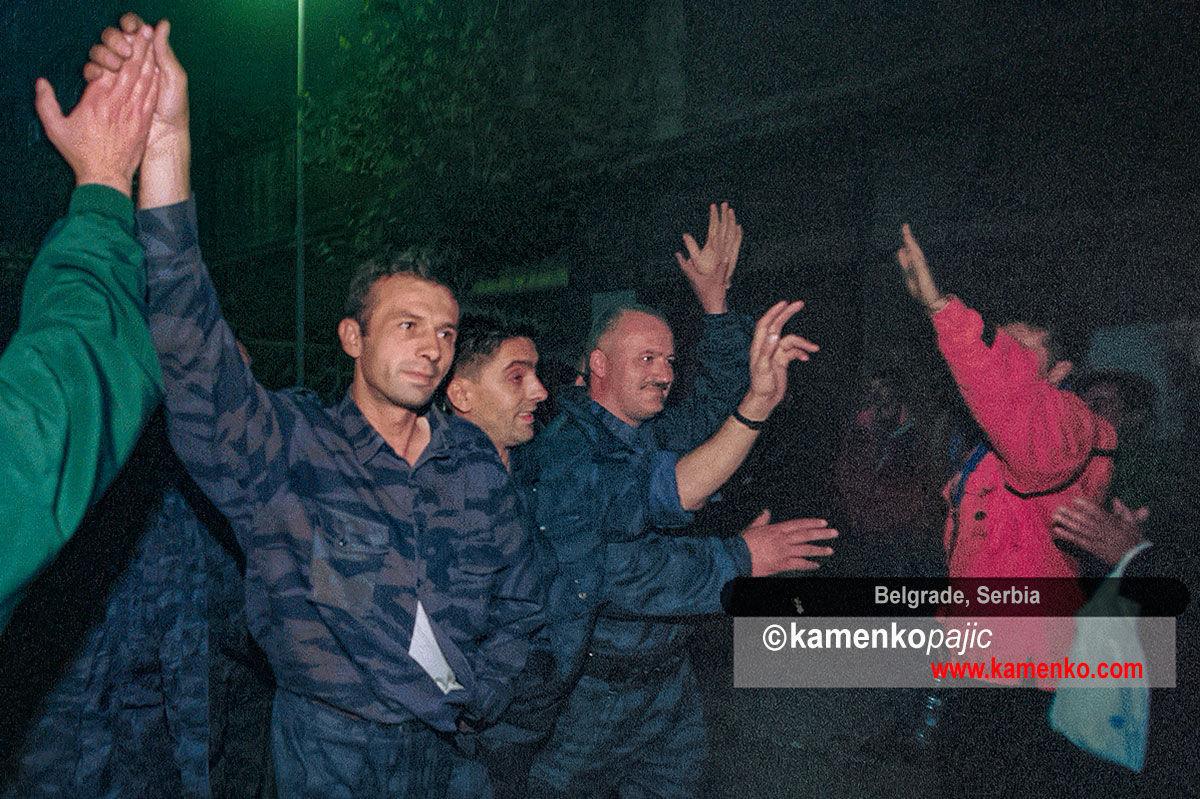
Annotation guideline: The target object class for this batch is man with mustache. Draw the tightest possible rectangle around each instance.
[522,287,833,793]
[442,307,835,798]
[87,15,540,798]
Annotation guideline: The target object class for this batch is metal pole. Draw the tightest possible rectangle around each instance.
[295,0,306,384]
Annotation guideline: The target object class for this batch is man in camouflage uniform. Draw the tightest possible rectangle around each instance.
[90,15,541,798]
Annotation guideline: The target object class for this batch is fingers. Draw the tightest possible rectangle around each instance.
[1110,497,1150,525]
[83,62,105,83]
[767,300,804,335]
[714,203,742,284]
[774,334,819,364]
[765,518,837,540]
[1051,497,1112,537]
[120,12,147,34]
[100,24,134,59]
[1051,526,1089,550]
[725,219,742,284]
[789,544,836,557]
[717,202,739,246]
[681,232,702,264]
[153,19,186,94]
[748,300,788,365]
[152,20,178,71]
[706,203,720,243]
[88,41,127,74]
[130,38,159,118]
[787,530,837,547]
[1069,497,1109,526]
[141,61,161,120]
[897,223,926,273]
[754,300,804,339]
[747,508,771,528]
[1050,504,1096,536]
[112,24,153,103]
[33,78,65,142]
[752,301,805,362]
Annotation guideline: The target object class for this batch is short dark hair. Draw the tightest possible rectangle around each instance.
[343,246,443,332]
[1075,369,1157,414]
[586,304,670,353]
[995,317,1070,366]
[449,312,540,381]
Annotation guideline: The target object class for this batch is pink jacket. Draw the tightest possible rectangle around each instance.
[934,298,1116,680]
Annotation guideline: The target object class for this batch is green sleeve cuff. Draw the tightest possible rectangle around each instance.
[68,185,136,235]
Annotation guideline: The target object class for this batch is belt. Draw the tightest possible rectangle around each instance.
[581,647,687,686]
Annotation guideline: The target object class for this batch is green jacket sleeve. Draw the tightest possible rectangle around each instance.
[0,184,163,629]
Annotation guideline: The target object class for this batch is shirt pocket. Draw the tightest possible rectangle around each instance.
[442,545,506,637]
[309,505,393,615]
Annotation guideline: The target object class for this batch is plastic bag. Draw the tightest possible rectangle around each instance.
[1049,542,1151,771]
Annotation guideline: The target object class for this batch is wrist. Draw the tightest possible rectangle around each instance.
[138,143,191,209]
[732,404,769,431]
[924,294,951,316]
[145,124,190,156]
[738,392,775,421]
[75,172,133,199]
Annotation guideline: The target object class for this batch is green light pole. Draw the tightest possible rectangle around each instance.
[295,0,306,384]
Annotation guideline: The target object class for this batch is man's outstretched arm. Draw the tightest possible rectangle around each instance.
[674,299,817,510]
[0,27,162,627]
[602,510,835,617]
[653,203,754,451]
[90,15,283,528]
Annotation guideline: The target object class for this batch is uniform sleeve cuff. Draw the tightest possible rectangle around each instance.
[69,184,135,235]
[136,195,199,260]
[647,450,694,528]
[724,534,753,575]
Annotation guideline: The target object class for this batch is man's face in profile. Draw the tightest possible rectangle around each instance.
[455,336,547,455]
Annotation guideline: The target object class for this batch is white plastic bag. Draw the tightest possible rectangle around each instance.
[1049,542,1151,771]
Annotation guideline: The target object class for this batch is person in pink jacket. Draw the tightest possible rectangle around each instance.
[896,225,1128,797]
[897,223,1115,585]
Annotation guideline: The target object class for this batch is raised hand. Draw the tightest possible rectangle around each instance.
[675,202,743,314]
[84,14,190,207]
[35,23,159,197]
[741,509,837,575]
[1052,496,1149,567]
[85,14,188,150]
[896,223,948,313]
[738,300,819,421]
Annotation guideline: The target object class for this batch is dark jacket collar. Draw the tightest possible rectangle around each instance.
[336,393,495,467]
[556,385,654,454]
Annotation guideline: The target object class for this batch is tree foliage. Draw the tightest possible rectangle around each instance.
[307,0,665,291]
[310,0,545,287]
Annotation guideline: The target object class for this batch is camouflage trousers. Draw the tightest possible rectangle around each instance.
[270,688,452,798]
[527,657,706,799]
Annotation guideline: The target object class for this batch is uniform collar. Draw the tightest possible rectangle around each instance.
[559,385,654,453]
[336,393,466,466]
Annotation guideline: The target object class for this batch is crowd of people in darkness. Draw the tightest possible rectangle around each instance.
[0,12,1196,799]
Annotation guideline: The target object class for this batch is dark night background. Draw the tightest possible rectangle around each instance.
[5,0,1198,503]
[1,1,1198,795]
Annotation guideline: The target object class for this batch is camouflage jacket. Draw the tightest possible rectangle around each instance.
[139,199,541,730]
[532,388,752,667]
